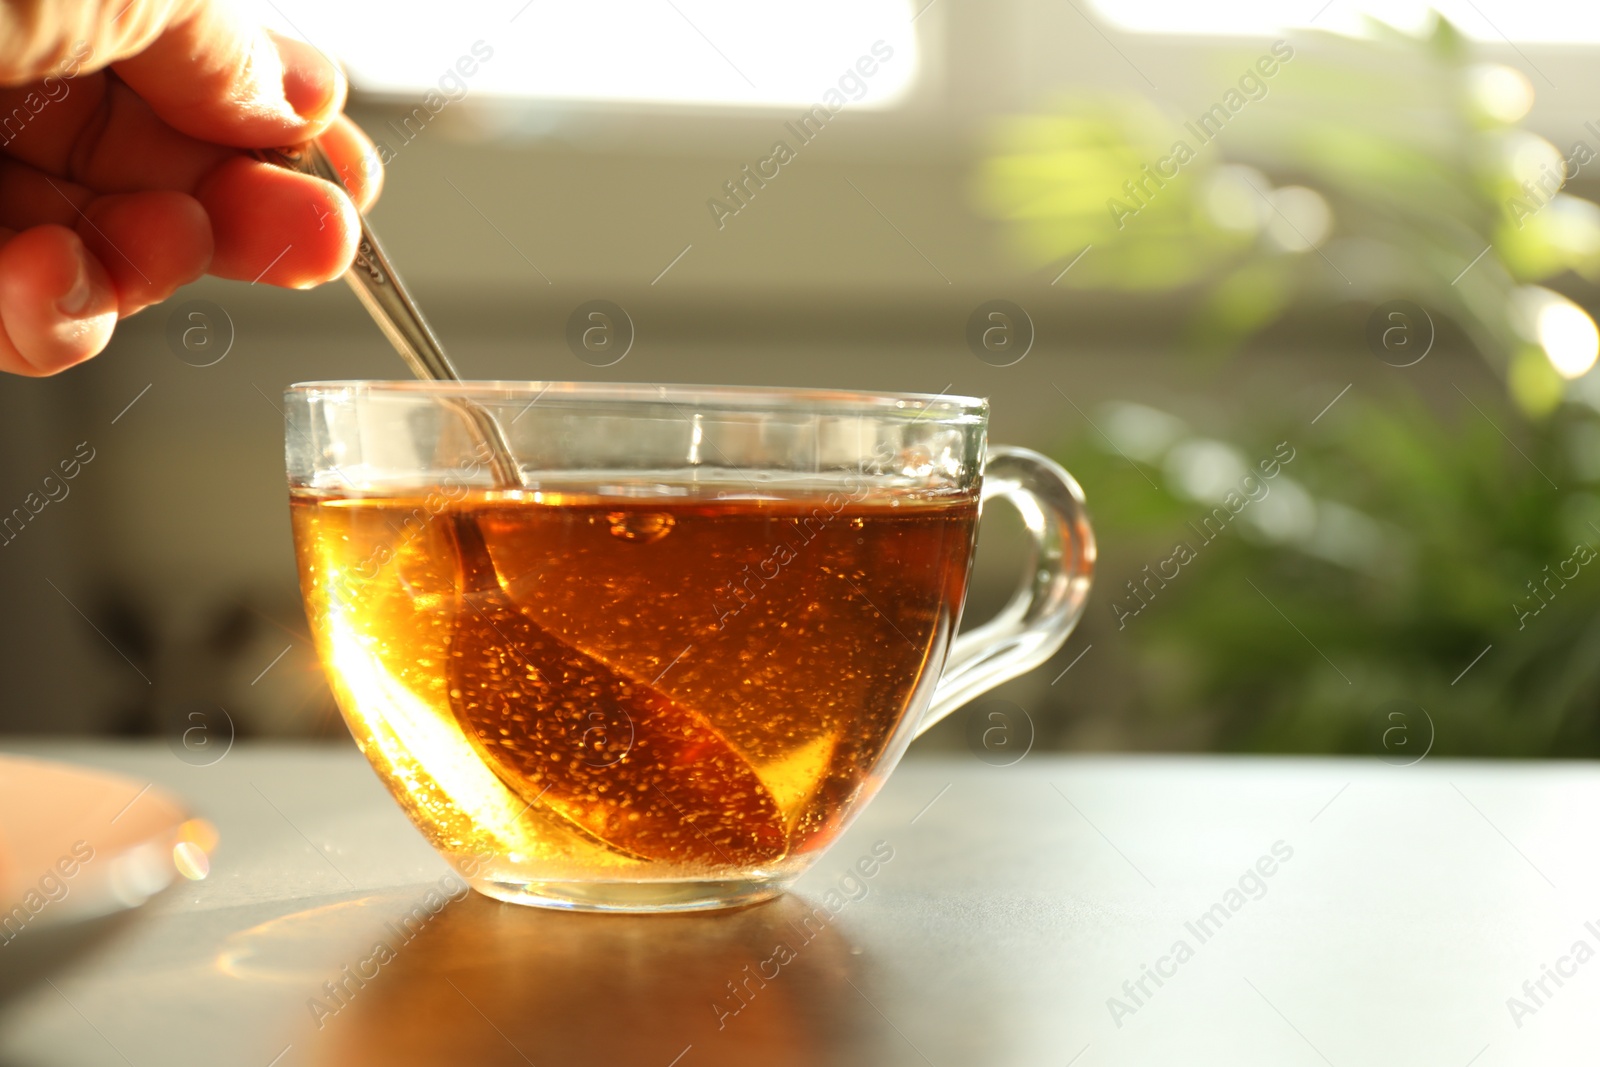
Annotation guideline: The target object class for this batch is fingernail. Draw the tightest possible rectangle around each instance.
[56,256,93,317]
[276,35,341,121]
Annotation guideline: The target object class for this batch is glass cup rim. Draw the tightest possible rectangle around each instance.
[286,380,989,423]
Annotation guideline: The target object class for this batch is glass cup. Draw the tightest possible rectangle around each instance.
[285,382,1093,912]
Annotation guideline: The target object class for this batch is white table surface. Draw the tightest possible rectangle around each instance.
[0,741,1595,1067]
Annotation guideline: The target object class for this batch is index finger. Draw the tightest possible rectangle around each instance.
[112,6,345,147]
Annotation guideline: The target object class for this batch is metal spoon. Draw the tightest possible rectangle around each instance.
[262,142,785,866]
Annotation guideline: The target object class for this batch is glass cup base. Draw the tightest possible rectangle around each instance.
[469,874,792,913]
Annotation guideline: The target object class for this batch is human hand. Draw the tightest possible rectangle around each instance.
[0,0,382,376]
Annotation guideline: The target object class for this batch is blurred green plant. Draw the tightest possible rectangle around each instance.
[979,16,1600,754]
[977,16,1600,413]
[1056,391,1600,756]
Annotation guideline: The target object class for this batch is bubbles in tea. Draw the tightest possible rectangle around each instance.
[290,485,977,887]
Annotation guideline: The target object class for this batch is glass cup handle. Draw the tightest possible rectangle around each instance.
[916,446,1096,737]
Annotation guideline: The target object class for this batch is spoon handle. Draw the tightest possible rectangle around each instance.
[255,143,457,382]
[258,142,526,489]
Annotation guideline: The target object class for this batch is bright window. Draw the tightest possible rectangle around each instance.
[249,0,922,109]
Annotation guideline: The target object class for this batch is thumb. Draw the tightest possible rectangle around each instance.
[113,5,345,148]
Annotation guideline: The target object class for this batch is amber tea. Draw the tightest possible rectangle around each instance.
[293,486,979,898]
